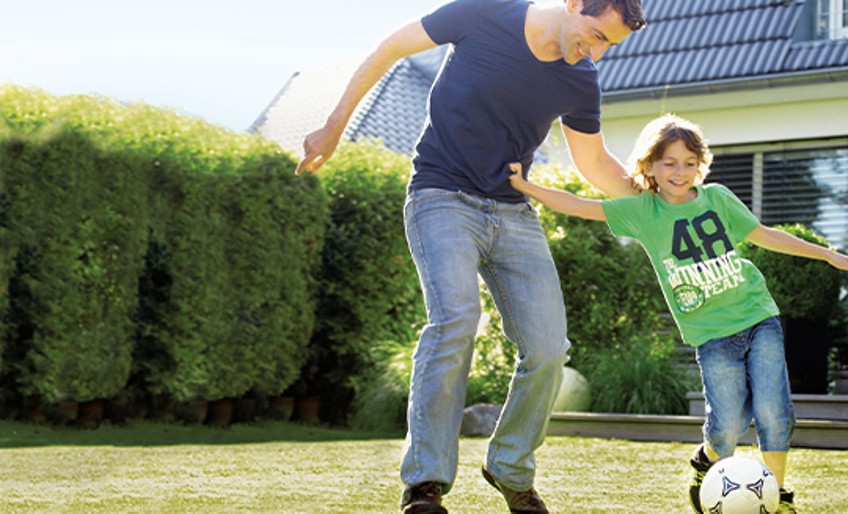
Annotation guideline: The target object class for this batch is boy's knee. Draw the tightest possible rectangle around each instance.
[754,415,795,448]
[707,420,749,455]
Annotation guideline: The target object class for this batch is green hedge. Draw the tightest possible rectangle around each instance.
[347,162,676,429]
[0,85,326,410]
[305,141,424,424]
[1,127,148,403]
[532,166,669,367]
[739,223,843,321]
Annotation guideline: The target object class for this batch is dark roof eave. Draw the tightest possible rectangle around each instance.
[248,72,300,134]
[601,68,848,104]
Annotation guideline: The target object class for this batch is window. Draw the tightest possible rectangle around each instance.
[818,0,848,39]
[709,141,848,251]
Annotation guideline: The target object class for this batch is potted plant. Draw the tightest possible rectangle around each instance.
[739,224,843,394]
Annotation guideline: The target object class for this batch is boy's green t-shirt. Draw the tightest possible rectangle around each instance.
[602,183,779,347]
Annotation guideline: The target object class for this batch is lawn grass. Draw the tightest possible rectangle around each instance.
[1,419,846,513]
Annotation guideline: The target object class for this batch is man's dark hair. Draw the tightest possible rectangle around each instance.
[581,0,647,32]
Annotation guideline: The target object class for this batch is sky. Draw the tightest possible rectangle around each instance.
[0,0,445,133]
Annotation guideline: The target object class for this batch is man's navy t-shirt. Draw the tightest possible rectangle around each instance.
[412,0,602,202]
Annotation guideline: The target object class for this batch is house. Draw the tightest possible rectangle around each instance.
[252,0,848,250]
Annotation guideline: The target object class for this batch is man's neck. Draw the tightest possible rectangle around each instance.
[525,4,567,62]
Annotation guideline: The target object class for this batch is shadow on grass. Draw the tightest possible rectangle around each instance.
[0,419,403,448]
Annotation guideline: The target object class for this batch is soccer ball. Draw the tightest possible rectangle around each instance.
[699,456,780,513]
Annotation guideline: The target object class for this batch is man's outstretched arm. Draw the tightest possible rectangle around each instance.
[295,21,437,175]
[562,125,641,199]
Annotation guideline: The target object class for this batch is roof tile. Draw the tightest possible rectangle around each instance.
[254,1,848,155]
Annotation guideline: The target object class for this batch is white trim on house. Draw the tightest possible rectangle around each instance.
[588,81,848,165]
[829,0,848,39]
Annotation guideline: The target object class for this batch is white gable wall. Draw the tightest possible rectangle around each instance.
[594,82,848,164]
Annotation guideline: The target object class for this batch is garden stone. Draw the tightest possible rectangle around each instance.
[553,366,591,412]
[460,403,502,436]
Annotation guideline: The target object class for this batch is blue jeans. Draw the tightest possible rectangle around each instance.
[401,188,569,494]
[695,316,795,456]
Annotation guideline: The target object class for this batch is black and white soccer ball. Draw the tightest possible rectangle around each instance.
[699,456,780,513]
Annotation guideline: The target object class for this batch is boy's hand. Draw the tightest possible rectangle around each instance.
[507,162,528,192]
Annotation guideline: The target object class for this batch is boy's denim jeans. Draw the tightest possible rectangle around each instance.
[696,316,796,457]
[400,188,569,494]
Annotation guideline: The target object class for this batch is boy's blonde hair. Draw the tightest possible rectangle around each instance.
[627,114,713,193]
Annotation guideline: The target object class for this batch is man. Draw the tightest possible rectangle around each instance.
[296,1,646,512]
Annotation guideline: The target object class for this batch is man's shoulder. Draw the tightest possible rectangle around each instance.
[478,0,532,17]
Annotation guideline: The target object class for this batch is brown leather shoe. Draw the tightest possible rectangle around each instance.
[482,467,549,514]
[401,481,448,514]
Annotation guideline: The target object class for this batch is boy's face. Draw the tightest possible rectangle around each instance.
[558,2,632,64]
[647,139,702,204]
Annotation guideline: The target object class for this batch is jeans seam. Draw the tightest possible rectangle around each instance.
[405,197,448,486]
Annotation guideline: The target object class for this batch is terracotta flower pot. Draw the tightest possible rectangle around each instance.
[105,396,130,425]
[176,399,209,424]
[45,400,79,425]
[295,396,321,425]
[268,396,295,421]
[234,397,258,423]
[206,398,234,427]
[77,400,105,429]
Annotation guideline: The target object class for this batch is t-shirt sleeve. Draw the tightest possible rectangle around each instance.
[714,184,760,240]
[560,72,601,134]
[421,0,483,44]
[602,194,644,239]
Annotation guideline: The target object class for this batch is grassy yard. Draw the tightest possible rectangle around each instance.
[1,419,846,513]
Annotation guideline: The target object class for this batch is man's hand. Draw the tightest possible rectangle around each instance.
[295,125,342,176]
[293,20,436,177]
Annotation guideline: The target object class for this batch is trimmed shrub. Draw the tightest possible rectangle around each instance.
[829,293,848,371]
[738,223,843,321]
[306,140,424,424]
[124,106,327,403]
[347,162,675,422]
[740,223,844,393]
[0,85,327,411]
[1,126,147,403]
[219,152,327,398]
[531,165,669,368]
[465,286,516,406]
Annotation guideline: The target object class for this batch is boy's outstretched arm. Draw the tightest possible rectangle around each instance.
[508,163,607,221]
[747,225,848,271]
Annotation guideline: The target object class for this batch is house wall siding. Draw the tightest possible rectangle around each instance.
[546,83,848,165]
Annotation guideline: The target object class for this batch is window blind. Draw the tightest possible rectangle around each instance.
[708,146,848,251]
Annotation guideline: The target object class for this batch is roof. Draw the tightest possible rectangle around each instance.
[344,50,445,155]
[248,58,362,155]
[253,0,848,154]
[599,0,848,99]
[249,50,445,156]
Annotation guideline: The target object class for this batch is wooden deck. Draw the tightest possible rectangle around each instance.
[547,394,848,450]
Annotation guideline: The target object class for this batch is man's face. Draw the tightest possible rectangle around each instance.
[559,4,633,65]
